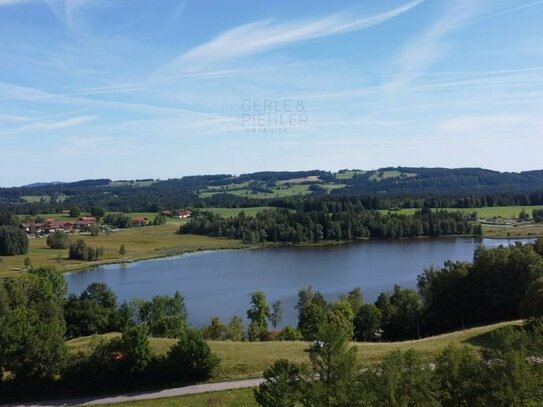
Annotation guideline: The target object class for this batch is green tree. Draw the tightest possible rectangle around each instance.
[138,292,188,337]
[227,316,245,341]
[327,299,355,337]
[205,317,226,340]
[247,291,270,341]
[340,287,363,315]
[519,209,530,221]
[354,303,382,341]
[90,206,106,219]
[254,360,303,407]
[433,346,485,407]
[373,349,438,407]
[165,329,220,383]
[46,230,69,249]
[417,261,470,333]
[0,269,67,383]
[303,322,360,406]
[270,300,283,329]
[533,209,543,223]
[277,326,302,341]
[69,206,81,218]
[24,256,32,269]
[64,282,118,338]
[0,225,29,256]
[296,287,327,341]
[519,277,543,319]
[117,325,152,373]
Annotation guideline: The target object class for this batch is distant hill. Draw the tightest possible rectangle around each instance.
[2,168,543,212]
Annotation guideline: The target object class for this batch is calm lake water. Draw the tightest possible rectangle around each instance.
[65,238,532,327]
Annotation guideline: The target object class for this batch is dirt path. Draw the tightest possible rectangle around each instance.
[6,378,264,407]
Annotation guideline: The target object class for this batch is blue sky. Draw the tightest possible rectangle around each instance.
[1,0,543,186]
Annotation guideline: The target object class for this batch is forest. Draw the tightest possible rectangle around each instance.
[180,208,482,243]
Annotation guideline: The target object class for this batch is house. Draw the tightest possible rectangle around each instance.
[176,209,192,219]
[20,220,74,234]
[74,216,97,229]
[161,210,172,217]
[132,216,150,226]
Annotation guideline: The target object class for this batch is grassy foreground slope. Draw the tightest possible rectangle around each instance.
[101,388,257,407]
[67,321,521,382]
[91,321,521,407]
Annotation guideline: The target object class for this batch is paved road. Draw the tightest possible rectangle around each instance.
[5,378,264,407]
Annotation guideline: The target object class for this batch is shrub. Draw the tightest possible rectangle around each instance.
[46,231,69,249]
[277,325,302,341]
[165,330,219,383]
[68,239,103,261]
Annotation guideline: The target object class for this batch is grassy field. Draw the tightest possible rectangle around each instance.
[71,321,521,407]
[0,223,252,279]
[380,205,543,218]
[335,170,365,180]
[101,388,257,407]
[206,207,275,217]
[67,321,521,382]
[482,223,543,238]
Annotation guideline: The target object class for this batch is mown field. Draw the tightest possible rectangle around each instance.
[101,388,257,407]
[0,223,252,279]
[380,205,543,218]
[206,207,276,217]
[76,321,521,407]
[68,321,521,382]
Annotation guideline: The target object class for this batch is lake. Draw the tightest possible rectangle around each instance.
[65,237,532,327]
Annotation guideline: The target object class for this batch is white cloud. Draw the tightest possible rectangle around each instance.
[386,0,485,92]
[168,0,423,67]
[23,115,96,130]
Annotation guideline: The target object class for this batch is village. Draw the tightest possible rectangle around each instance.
[18,209,192,236]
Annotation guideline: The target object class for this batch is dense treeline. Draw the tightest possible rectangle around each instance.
[255,321,543,406]
[0,267,219,401]
[180,208,481,243]
[294,240,543,342]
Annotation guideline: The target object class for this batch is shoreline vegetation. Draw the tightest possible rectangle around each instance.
[2,237,542,404]
[1,205,542,279]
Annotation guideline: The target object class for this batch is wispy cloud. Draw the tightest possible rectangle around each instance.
[386,1,484,92]
[169,0,423,67]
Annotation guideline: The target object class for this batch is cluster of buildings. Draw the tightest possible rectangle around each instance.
[19,209,193,235]
[161,209,192,218]
[20,216,97,235]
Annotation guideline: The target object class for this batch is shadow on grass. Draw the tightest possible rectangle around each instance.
[462,324,524,350]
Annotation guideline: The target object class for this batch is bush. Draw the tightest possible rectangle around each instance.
[0,226,29,256]
[103,213,132,229]
[68,239,103,261]
[46,231,69,249]
[165,330,219,383]
[277,325,302,341]
[69,206,81,218]
[533,209,543,223]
